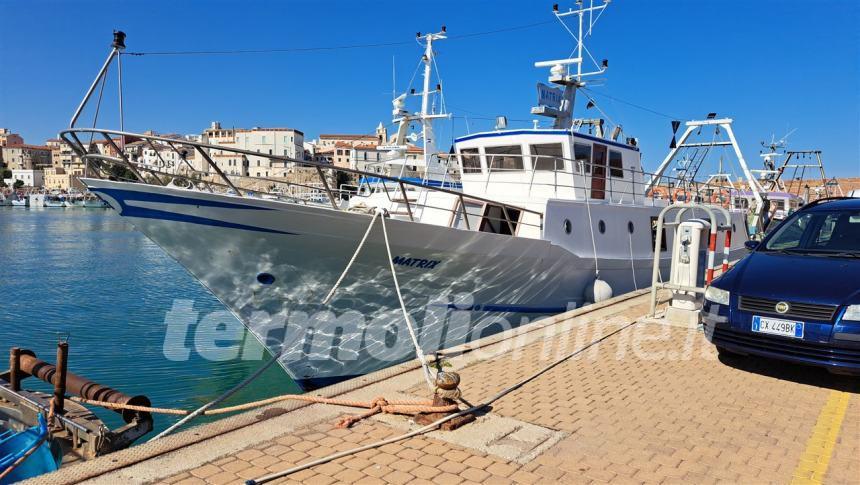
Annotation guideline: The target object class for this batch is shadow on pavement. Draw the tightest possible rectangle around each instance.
[717,352,860,393]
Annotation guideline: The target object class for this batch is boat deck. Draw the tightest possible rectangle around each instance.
[30,290,859,485]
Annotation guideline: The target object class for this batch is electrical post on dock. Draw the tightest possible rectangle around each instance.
[649,203,732,325]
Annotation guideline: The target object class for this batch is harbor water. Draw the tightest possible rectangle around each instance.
[0,207,300,435]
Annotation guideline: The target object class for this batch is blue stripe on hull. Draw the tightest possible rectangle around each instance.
[430,302,570,314]
[94,187,298,235]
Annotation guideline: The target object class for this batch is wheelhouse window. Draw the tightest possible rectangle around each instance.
[609,150,624,178]
[574,143,591,173]
[459,148,482,174]
[530,143,565,171]
[485,145,523,172]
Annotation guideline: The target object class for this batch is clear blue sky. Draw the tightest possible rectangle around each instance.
[1,0,858,176]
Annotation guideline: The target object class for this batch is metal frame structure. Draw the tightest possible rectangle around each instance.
[59,128,545,234]
[759,150,843,200]
[648,203,732,317]
[646,117,766,227]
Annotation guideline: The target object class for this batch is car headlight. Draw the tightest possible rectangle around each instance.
[705,286,730,306]
[843,305,860,322]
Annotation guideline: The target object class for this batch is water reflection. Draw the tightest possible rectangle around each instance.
[0,208,299,435]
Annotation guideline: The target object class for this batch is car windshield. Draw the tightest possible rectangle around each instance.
[764,209,860,254]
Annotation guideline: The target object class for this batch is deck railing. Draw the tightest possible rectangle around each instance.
[469,151,745,209]
[59,128,545,236]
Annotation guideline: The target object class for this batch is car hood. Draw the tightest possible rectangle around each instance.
[719,252,860,305]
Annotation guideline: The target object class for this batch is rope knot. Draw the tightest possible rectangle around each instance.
[370,397,389,409]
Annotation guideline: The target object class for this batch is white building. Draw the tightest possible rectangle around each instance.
[198,122,304,178]
[5,169,44,187]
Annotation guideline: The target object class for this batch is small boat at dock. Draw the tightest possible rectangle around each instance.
[0,414,61,484]
[43,195,65,208]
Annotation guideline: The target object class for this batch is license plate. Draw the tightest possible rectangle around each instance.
[752,315,804,338]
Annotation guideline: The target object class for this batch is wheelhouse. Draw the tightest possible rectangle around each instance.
[454,129,645,206]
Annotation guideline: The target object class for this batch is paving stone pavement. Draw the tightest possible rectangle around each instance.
[146,297,859,485]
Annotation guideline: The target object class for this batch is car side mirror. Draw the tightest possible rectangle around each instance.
[744,240,759,251]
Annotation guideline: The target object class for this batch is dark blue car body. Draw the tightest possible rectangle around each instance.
[703,198,860,375]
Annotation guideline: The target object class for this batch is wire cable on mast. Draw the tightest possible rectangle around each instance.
[124,20,555,57]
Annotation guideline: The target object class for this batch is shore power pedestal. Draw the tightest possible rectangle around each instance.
[666,219,710,326]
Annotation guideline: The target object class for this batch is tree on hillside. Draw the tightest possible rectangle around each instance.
[13,180,24,189]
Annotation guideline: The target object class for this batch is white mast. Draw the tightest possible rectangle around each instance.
[390,28,451,179]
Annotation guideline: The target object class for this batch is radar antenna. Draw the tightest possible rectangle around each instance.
[531,1,611,129]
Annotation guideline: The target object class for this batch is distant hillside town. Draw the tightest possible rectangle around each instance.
[0,122,425,191]
[1,125,856,199]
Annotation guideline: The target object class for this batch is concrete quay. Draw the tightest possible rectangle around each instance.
[30,289,859,485]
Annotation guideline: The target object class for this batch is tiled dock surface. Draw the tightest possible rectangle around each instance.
[52,292,860,484]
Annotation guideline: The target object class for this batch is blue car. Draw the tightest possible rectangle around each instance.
[703,197,860,376]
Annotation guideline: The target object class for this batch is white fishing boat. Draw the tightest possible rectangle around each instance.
[27,194,45,208]
[81,193,108,208]
[63,190,86,207]
[64,2,752,390]
[6,189,29,207]
[44,195,66,208]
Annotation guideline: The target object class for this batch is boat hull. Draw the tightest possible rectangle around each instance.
[83,179,745,389]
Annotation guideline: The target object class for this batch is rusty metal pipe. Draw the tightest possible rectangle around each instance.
[18,353,150,423]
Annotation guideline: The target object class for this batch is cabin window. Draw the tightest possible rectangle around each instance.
[479,204,521,235]
[485,145,523,172]
[609,150,624,178]
[530,143,564,171]
[574,143,591,173]
[459,148,482,173]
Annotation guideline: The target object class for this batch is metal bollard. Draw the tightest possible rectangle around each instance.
[414,371,475,431]
[53,342,69,415]
[9,347,21,392]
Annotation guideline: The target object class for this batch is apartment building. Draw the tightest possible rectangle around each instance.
[1,144,52,171]
[199,122,305,178]
[316,124,388,169]
[0,128,24,148]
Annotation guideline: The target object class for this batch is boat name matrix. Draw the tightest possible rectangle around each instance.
[392,256,443,270]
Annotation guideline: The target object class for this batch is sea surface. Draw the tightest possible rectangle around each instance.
[0,207,300,436]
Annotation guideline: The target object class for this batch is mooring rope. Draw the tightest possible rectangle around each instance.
[148,348,285,441]
[145,205,439,439]
[584,184,600,277]
[629,231,638,290]
[322,211,380,305]
[378,211,435,392]
[322,207,435,392]
[69,394,456,428]
[246,318,641,484]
